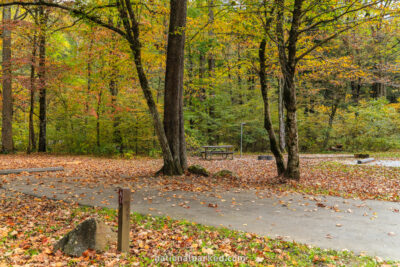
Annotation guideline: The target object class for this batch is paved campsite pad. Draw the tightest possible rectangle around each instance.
[3,174,400,261]
[345,159,400,167]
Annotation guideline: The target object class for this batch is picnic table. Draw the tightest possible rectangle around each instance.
[201,145,234,160]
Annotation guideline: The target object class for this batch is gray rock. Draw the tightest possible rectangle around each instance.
[188,165,209,177]
[54,218,116,257]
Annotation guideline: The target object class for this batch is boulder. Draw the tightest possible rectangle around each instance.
[188,165,209,177]
[258,155,273,160]
[53,218,116,257]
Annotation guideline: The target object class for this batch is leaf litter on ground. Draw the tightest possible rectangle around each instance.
[1,154,400,201]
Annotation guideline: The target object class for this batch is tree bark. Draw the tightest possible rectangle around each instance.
[207,0,215,141]
[96,89,102,148]
[278,76,285,152]
[372,81,386,98]
[259,39,286,175]
[85,34,93,127]
[187,45,195,129]
[109,78,122,152]
[28,32,37,154]
[323,98,339,149]
[351,78,361,104]
[2,6,13,153]
[276,0,303,181]
[199,52,206,101]
[38,6,47,152]
[163,0,188,175]
[237,43,243,105]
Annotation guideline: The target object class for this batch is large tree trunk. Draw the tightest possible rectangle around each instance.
[2,6,13,153]
[179,68,188,170]
[259,39,286,175]
[116,0,189,175]
[38,6,47,152]
[276,0,302,181]
[163,0,188,175]
[28,33,37,154]
[283,72,300,180]
[187,45,195,129]
[117,0,175,174]
[278,76,285,152]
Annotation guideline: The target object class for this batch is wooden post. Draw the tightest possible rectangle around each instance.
[117,188,131,252]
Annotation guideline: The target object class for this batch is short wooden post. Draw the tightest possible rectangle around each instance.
[117,188,131,252]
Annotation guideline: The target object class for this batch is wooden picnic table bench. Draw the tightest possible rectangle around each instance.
[201,145,234,160]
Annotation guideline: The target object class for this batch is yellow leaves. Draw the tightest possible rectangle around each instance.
[263,246,272,252]
[9,230,18,237]
[43,248,53,254]
[0,227,8,238]
[202,247,214,255]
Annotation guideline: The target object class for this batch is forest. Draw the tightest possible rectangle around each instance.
[0,0,400,177]
[3,1,400,265]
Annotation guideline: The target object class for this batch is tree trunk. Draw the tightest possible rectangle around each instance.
[85,34,93,127]
[259,39,286,175]
[28,33,37,154]
[38,6,47,152]
[2,6,13,153]
[187,45,195,129]
[207,0,215,73]
[276,0,302,181]
[116,0,175,174]
[372,81,386,99]
[109,78,122,152]
[351,78,361,104]
[179,71,188,170]
[237,43,243,105]
[207,0,215,141]
[199,52,206,101]
[116,0,189,175]
[278,76,286,152]
[283,77,300,180]
[323,99,339,149]
[163,0,188,175]
[96,89,102,148]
